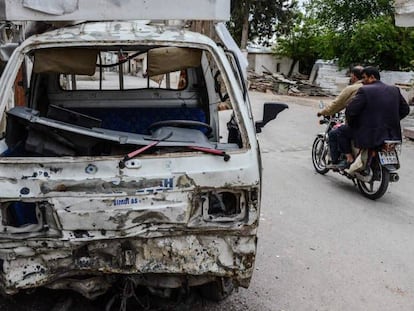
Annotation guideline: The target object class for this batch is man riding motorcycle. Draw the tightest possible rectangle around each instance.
[317,66,363,167]
[341,66,410,163]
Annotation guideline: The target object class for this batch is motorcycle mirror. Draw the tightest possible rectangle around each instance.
[319,101,325,109]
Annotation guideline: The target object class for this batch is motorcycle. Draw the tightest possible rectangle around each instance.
[312,111,401,200]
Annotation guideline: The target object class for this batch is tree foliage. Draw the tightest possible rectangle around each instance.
[339,16,414,70]
[307,0,393,32]
[273,14,328,75]
[228,0,299,48]
[277,0,414,73]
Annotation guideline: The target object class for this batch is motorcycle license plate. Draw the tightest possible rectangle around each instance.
[378,151,398,165]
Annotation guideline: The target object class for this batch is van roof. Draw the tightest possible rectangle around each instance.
[20,21,216,49]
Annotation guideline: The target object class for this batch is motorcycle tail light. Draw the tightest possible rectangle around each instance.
[382,142,401,154]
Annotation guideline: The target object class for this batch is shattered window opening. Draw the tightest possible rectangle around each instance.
[0,44,243,158]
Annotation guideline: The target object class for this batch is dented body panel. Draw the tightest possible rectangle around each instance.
[0,18,268,299]
[0,153,260,294]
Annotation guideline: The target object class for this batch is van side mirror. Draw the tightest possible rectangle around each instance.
[255,102,288,133]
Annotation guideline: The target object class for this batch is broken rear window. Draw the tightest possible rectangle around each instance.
[48,47,202,90]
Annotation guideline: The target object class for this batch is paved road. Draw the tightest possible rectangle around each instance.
[201,91,414,311]
[2,91,413,311]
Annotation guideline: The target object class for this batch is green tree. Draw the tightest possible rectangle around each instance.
[273,14,327,75]
[307,0,393,32]
[278,0,414,71]
[340,16,414,70]
[228,0,299,49]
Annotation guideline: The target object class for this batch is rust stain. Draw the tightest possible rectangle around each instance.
[132,211,170,223]
[176,174,196,188]
[40,179,165,194]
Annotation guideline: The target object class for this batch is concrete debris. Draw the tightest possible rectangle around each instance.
[403,127,414,140]
[402,102,414,140]
[247,70,333,97]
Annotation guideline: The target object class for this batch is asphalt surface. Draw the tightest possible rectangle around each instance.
[202,91,414,311]
[1,91,414,311]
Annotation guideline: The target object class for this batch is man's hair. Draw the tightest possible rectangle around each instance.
[362,66,380,80]
[351,66,363,80]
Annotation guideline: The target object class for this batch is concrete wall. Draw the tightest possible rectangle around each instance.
[312,60,414,101]
[247,53,299,76]
[395,0,414,27]
[380,70,414,85]
[310,61,348,95]
[382,71,414,102]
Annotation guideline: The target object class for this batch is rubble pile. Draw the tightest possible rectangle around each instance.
[248,70,333,97]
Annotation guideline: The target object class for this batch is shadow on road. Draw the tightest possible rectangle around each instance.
[0,286,219,311]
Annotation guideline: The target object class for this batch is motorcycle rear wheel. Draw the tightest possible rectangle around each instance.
[357,158,390,200]
[312,136,329,175]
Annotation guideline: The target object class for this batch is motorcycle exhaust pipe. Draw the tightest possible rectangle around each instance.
[390,173,399,182]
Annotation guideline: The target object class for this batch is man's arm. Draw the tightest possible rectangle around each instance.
[319,83,361,116]
[345,88,366,127]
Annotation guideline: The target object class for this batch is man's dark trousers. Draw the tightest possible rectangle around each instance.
[335,124,353,160]
[328,127,341,164]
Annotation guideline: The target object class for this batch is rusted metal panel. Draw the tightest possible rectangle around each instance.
[0,152,260,195]
[0,234,256,293]
[13,66,25,105]
[53,194,190,231]
[0,18,264,300]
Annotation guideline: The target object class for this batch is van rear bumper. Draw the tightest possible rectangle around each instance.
[0,234,256,295]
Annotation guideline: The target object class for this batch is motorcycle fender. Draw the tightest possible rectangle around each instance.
[383,164,399,172]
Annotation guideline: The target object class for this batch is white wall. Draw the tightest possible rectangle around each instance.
[380,70,414,85]
[395,0,414,27]
[312,60,414,101]
[247,53,299,76]
[310,61,348,95]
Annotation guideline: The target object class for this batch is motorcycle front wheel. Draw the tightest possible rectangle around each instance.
[312,136,329,175]
[357,157,390,200]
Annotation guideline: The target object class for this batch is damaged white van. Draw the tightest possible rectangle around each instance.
[0,0,287,301]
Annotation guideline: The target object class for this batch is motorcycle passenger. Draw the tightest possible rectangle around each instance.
[341,66,410,163]
[317,66,363,166]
